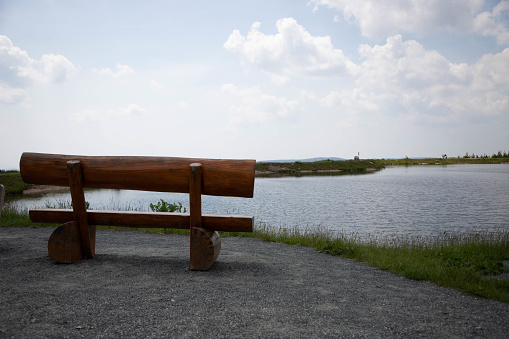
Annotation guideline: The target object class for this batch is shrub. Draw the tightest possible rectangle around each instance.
[149,199,186,213]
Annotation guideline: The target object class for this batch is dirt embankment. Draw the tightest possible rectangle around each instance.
[22,185,69,195]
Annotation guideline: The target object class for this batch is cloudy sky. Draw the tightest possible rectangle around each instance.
[1,0,509,169]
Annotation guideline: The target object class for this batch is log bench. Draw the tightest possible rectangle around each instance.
[20,152,255,270]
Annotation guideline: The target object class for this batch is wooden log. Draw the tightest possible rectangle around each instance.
[188,163,217,270]
[0,184,4,218]
[48,221,85,263]
[189,163,202,229]
[29,209,254,232]
[67,161,95,258]
[189,227,221,270]
[20,152,255,198]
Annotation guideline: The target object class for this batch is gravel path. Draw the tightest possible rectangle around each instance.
[1,227,508,338]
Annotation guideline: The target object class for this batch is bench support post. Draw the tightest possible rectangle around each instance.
[47,161,96,263]
[189,163,221,270]
[67,160,95,258]
[47,221,84,263]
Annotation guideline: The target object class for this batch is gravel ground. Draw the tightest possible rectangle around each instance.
[1,227,508,338]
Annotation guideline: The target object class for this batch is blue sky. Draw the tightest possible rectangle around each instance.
[1,0,508,169]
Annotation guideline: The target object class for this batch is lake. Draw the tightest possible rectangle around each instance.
[9,164,509,238]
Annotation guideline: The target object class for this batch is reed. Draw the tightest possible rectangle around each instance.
[0,204,34,227]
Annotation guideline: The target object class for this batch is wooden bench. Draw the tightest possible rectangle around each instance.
[20,152,255,270]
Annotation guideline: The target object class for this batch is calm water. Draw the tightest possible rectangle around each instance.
[9,164,509,237]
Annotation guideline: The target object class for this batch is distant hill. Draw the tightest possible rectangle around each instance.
[258,157,347,163]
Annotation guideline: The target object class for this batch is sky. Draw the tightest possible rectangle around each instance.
[1,0,509,169]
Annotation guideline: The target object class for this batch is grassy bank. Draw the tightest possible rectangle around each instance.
[256,159,385,175]
[230,226,509,302]
[2,156,508,196]
[383,157,509,166]
[255,157,509,176]
[1,206,508,302]
[0,171,31,195]
[224,227,509,302]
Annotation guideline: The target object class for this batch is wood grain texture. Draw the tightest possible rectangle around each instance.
[67,161,94,258]
[21,152,254,269]
[47,221,84,263]
[20,152,255,198]
[189,226,221,270]
[189,163,202,229]
[29,209,254,232]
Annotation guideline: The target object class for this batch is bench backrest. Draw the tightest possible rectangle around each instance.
[20,152,255,198]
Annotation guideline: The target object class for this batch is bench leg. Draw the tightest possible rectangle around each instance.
[67,160,95,258]
[189,163,220,270]
[47,221,96,263]
[189,226,221,270]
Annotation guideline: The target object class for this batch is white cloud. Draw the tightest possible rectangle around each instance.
[0,83,29,105]
[319,34,509,124]
[149,80,164,90]
[357,35,457,90]
[224,18,357,84]
[0,35,76,85]
[474,1,509,45]
[224,16,509,128]
[94,63,134,78]
[0,35,76,107]
[20,53,77,83]
[311,0,509,44]
[220,83,300,126]
[74,103,147,122]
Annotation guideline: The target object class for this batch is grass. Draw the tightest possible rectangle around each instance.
[0,171,32,195]
[245,226,509,302]
[1,203,508,302]
[0,205,35,227]
[255,156,509,176]
[101,225,509,301]
[256,159,385,174]
[382,157,509,166]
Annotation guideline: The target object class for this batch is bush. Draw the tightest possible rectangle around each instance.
[149,200,186,213]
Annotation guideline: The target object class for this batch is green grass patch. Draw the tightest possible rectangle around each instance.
[256,159,385,174]
[0,204,31,226]
[2,202,508,302]
[0,172,31,195]
[315,230,509,302]
[224,226,509,302]
[0,204,46,227]
[382,157,509,166]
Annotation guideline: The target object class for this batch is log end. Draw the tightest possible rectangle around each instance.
[189,227,221,271]
[47,222,96,263]
[48,222,84,263]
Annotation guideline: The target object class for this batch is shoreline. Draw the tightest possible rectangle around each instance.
[4,159,508,195]
[22,185,70,195]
